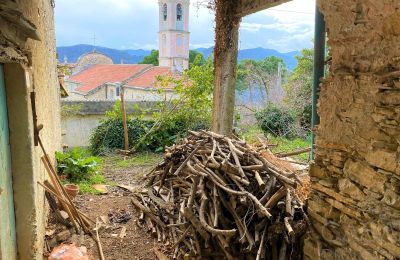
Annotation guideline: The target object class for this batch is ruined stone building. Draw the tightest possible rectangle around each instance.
[1,0,400,259]
[304,1,400,258]
[0,0,61,259]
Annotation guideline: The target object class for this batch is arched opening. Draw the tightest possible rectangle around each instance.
[176,3,182,21]
[163,3,167,21]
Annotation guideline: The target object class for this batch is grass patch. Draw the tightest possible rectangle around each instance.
[115,152,162,169]
[240,126,265,144]
[267,135,311,162]
[240,126,311,162]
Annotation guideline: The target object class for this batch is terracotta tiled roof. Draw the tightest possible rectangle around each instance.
[70,64,150,93]
[126,67,174,88]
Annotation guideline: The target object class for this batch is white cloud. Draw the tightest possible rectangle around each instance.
[55,0,316,52]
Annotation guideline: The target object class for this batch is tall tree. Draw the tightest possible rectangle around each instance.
[284,48,314,127]
[139,49,159,66]
[211,0,290,135]
[237,56,287,96]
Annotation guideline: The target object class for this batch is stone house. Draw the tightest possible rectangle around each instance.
[0,0,61,259]
[65,64,178,101]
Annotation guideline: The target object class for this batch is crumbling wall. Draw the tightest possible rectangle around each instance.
[305,0,400,259]
[1,0,61,259]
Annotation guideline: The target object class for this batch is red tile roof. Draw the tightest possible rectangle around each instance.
[126,67,174,88]
[69,64,150,93]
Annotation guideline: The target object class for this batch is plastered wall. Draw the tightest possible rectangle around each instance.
[305,0,400,258]
[1,0,61,259]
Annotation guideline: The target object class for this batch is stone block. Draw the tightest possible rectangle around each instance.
[382,189,400,209]
[338,178,365,201]
[343,159,387,193]
[363,148,397,173]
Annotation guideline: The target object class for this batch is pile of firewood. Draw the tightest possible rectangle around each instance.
[131,131,309,259]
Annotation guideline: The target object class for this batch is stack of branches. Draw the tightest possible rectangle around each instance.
[132,131,309,259]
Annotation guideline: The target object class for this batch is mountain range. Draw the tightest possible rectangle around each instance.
[57,44,300,70]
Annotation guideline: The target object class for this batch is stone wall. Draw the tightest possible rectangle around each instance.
[61,100,159,147]
[305,0,400,259]
[0,0,61,259]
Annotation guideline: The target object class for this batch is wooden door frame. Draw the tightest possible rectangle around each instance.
[3,63,39,259]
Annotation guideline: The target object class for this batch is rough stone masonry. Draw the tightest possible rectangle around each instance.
[305,0,400,259]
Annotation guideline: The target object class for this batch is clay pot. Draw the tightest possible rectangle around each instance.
[64,184,79,199]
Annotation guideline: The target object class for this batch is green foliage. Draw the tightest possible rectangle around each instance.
[90,118,153,155]
[116,153,161,168]
[76,173,107,195]
[284,48,314,128]
[189,50,206,67]
[105,100,123,119]
[150,57,214,137]
[61,104,83,118]
[255,103,296,137]
[90,58,214,154]
[237,56,287,93]
[55,148,102,183]
[139,49,159,66]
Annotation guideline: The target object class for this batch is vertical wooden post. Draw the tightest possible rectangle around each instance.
[211,0,241,135]
[120,87,129,152]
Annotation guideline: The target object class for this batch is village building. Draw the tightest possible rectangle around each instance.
[1,0,400,259]
[64,64,177,101]
[63,0,190,102]
[159,0,190,71]
[72,51,114,75]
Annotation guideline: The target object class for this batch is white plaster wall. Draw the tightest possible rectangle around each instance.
[62,115,105,147]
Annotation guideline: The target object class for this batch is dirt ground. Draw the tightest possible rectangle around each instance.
[45,154,168,260]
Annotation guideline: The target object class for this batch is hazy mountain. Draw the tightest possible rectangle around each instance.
[57,45,300,70]
[195,47,300,70]
[57,44,148,64]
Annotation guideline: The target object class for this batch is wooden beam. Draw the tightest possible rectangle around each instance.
[237,0,291,17]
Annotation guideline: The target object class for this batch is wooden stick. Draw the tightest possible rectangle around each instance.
[276,147,311,158]
[120,89,129,151]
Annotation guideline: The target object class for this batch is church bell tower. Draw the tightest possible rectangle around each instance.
[158,0,190,72]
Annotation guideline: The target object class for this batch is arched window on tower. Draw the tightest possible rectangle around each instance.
[177,4,182,21]
[163,3,167,21]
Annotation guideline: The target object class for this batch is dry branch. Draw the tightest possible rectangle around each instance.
[130,131,308,258]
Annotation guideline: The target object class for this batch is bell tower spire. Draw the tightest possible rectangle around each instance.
[158,0,190,72]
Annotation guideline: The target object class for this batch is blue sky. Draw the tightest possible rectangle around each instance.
[55,0,315,52]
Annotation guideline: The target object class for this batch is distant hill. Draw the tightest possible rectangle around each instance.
[57,44,300,70]
[195,47,300,70]
[57,44,148,64]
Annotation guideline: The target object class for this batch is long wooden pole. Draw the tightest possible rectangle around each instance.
[120,87,129,151]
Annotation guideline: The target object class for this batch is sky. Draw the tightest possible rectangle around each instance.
[55,0,315,53]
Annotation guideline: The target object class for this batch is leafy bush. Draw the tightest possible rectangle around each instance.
[255,103,295,137]
[55,148,102,182]
[90,59,213,155]
[89,117,187,155]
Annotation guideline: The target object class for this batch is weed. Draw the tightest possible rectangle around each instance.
[56,148,107,194]
[115,153,162,168]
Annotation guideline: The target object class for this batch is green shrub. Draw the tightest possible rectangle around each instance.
[55,148,102,182]
[89,117,188,155]
[256,103,295,137]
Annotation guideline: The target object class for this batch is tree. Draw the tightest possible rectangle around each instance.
[284,47,314,128]
[189,50,206,67]
[237,56,287,94]
[139,49,159,66]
